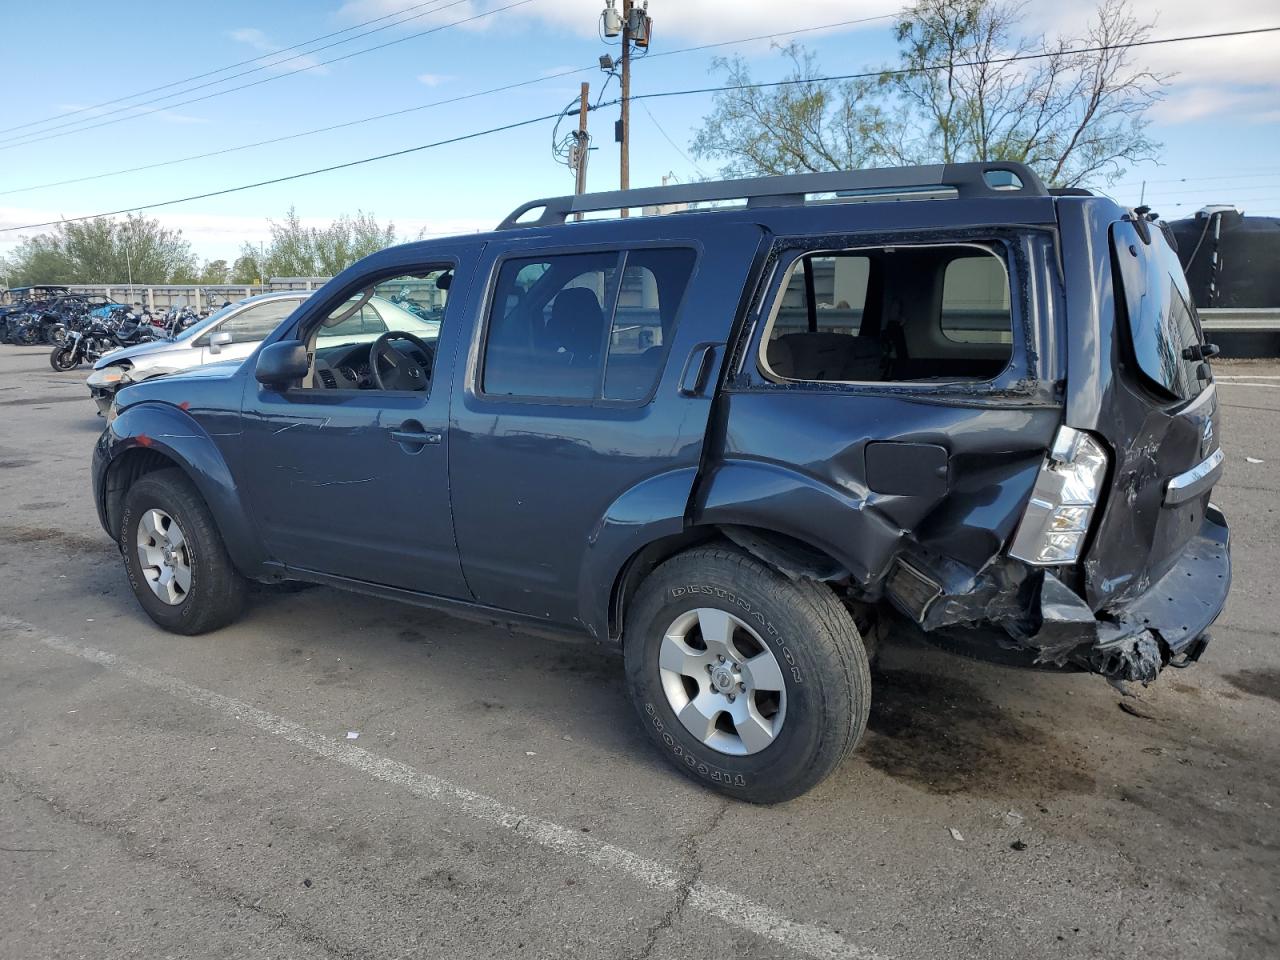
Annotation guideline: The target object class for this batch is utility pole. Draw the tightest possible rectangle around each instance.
[601,0,649,216]
[619,0,631,215]
[574,81,590,212]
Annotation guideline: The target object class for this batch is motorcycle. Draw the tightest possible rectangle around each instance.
[50,321,116,370]
[49,312,163,370]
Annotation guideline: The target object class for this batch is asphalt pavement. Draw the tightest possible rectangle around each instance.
[1,343,1277,960]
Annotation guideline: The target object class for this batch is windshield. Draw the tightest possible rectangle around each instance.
[1112,220,1210,403]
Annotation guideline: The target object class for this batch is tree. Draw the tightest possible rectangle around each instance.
[230,254,260,285]
[690,0,1166,188]
[690,44,887,178]
[199,259,230,284]
[1,213,197,285]
[239,207,398,280]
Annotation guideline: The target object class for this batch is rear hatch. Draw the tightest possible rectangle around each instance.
[1075,215,1221,612]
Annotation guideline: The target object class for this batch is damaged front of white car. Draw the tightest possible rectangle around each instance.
[87,291,313,416]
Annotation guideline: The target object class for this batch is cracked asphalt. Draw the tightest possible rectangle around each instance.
[1,343,1278,960]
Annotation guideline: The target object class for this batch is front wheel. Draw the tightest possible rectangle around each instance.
[49,344,79,370]
[624,546,871,803]
[120,469,247,635]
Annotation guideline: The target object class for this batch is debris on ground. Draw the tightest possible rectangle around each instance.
[1118,700,1160,720]
[345,731,359,740]
[1245,457,1264,464]
[1011,840,1028,851]
[948,827,964,842]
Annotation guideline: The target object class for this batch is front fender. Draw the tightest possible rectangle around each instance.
[95,402,266,576]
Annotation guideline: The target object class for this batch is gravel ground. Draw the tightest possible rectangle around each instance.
[1,344,1277,960]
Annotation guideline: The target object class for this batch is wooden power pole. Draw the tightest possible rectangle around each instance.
[574,81,590,220]
[619,0,631,217]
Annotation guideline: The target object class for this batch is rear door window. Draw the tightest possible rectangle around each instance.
[482,248,696,401]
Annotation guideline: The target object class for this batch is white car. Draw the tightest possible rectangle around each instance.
[87,291,439,414]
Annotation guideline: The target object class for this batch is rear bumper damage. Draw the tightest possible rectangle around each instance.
[888,505,1230,683]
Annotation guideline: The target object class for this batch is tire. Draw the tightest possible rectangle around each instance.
[119,469,247,635]
[49,345,78,371]
[624,546,871,804]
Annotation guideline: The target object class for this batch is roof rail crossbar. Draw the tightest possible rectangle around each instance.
[497,161,1048,230]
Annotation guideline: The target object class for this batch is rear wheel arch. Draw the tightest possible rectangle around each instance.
[610,524,854,645]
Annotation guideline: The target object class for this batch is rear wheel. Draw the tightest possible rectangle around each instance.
[49,345,78,371]
[120,469,246,635]
[624,546,871,803]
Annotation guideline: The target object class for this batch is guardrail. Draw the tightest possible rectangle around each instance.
[1200,308,1280,358]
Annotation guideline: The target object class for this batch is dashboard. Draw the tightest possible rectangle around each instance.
[312,338,435,391]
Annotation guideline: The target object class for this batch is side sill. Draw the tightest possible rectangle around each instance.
[272,563,598,645]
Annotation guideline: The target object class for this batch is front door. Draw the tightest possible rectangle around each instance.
[239,261,469,599]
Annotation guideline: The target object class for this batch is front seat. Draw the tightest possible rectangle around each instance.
[543,288,604,368]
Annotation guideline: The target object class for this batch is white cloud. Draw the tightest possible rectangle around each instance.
[336,0,900,43]
[1026,0,1279,123]
[417,72,455,86]
[229,27,329,75]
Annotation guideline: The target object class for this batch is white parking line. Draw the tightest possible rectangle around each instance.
[3,617,881,960]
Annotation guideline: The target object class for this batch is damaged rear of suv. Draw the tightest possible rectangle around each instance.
[94,161,1228,803]
[698,167,1228,698]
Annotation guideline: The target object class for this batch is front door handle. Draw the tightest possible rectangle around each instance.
[391,430,440,444]
[390,419,440,451]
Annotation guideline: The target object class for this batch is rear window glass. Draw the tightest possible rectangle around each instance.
[941,255,1012,344]
[1112,222,1208,402]
[761,244,1013,384]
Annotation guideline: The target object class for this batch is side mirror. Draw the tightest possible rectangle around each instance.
[255,341,309,388]
[208,329,233,354]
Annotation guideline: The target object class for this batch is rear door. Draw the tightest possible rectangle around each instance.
[448,224,765,625]
[1063,206,1221,610]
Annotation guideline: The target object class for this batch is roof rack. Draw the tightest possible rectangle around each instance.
[497,161,1048,230]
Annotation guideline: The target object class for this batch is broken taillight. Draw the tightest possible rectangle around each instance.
[1008,426,1109,565]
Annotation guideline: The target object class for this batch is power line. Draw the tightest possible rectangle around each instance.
[1,111,565,233]
[640,102,707,179]
[0,0,532,152]
[643,12,898,60]
[624,25,1280,110]
[4,23,1278,233]
[0,12,909,197]
[0,65,596,198]
[1110,170,1280,189]
[0,0,461,137]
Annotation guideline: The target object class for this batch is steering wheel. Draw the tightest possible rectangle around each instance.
[369,330,434,391]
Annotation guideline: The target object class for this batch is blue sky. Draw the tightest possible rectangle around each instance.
[0,0,1276,264]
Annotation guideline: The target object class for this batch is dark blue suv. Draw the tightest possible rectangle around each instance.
[93,163,1230,802]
